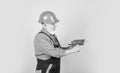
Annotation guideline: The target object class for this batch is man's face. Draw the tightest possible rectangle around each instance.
[46,23,57,32]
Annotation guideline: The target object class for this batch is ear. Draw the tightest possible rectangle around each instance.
[42,23,47,28]
[41,22,44,24]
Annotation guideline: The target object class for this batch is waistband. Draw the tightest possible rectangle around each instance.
[37,57,60,64]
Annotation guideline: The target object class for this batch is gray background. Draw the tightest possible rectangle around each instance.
[0,0,120,73]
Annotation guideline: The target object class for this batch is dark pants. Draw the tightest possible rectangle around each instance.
[36,57,60,73]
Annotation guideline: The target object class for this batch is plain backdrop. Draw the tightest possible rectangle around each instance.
[0,0,120,73]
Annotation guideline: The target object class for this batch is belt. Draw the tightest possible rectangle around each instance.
[37,57,60,64]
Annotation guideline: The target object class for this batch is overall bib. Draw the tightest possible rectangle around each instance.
[36,32,61,73]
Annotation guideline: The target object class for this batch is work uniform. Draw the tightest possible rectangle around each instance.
[34,28,65,73]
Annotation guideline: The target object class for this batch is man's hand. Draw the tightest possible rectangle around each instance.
[65,45,80,54]
[64,39,86,55]
[72,45,81,53]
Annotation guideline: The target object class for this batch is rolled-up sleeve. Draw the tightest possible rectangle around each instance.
[36,34,65,58]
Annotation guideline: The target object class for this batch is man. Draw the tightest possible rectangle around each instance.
[34,11,83,73]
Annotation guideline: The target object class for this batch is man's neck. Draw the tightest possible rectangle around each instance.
[42,28,55,35]
[49,31,55,35]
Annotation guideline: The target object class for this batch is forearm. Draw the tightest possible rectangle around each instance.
[60,48,77,57]
[60,45,80,57]
[61,45,73,50]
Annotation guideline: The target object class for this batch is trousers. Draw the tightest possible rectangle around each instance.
[36,57,60,73]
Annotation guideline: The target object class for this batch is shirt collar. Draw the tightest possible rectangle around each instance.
[41,28,58,40]
[41,28,53,36]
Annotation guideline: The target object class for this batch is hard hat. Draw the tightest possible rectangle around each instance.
[38,11,59,25]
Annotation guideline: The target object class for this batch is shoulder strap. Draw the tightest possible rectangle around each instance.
[38,32,53,41]
[38,32,61,48]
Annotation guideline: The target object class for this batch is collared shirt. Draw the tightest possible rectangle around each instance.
[34,28,65,60]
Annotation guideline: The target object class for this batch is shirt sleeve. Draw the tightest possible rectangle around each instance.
[36,34,65,58]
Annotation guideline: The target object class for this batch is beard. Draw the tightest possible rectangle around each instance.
[46,28,56,34]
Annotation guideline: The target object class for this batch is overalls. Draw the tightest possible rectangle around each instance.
[36,32,61,73]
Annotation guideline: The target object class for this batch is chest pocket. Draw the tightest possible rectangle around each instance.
[39,32,61,48]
